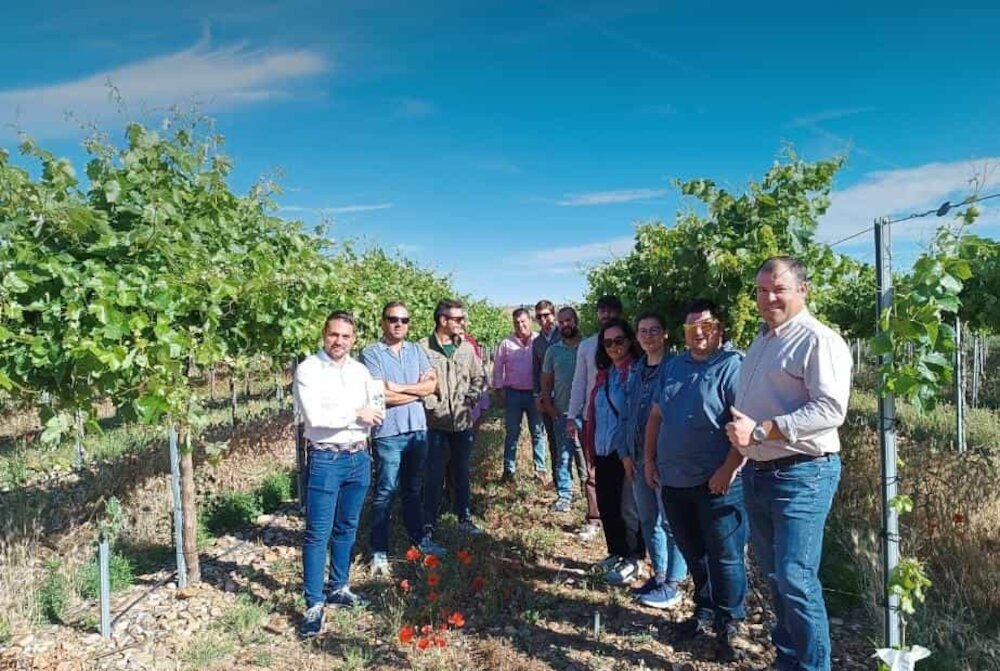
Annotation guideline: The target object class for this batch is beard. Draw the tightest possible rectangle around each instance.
[560,326,579,339]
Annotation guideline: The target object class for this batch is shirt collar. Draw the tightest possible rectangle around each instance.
[762,307,810,337]
[317,348,350,367]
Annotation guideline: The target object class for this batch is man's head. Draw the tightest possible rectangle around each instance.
[534,300,555,333]
[755,256,809,329]
[682,298,725,361]
[556,306,580,340]
[512,308,532,339]
[434,298,466,339]
[381,300,411,343]
[595,295,623,328]
[322,310,357,361]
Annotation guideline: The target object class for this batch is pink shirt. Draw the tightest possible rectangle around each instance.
[493,332,537,391]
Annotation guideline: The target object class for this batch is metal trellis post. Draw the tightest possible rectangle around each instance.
[955,316,966,453]
[875,217,901,649]
[98,533,112,638]
[168,424,188,588]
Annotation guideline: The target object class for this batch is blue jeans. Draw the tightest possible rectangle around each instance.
[424,429,473,530]
[370,431,428,554]
[552,415,578,500]
[302,448,372,607]
[633,461,687,583]
[662,477,747,625]
[502,389,547,474]
[744,455,841,671]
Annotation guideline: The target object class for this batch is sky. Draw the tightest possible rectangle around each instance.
[2,0,999,306]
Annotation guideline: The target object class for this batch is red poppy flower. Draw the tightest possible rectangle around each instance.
[434,636,447,648]
[428,591,440,603]
[421,624,434,635]
[470,575,485,593]
[447,611,466,628]
[417,637,430,650]
[399,579,411,593]
[456,550,473,566]
[439,622,449,631]
[426,573,440,587]
[405,547,421,562]
[953,513,966,524]
[399,626,415,644]
[423,554,441,568]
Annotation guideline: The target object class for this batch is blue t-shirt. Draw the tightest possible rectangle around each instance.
[361,340,433,439]
[656,346,743,487]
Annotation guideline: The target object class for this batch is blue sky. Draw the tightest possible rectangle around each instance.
[3,0,999,306]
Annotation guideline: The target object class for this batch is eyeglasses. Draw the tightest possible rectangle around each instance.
[637,327,663,337]
[385,316,410,325]
[534,312,553,320]
[446,315,466,323]
[682,319,719,333]
[603,335,627,348]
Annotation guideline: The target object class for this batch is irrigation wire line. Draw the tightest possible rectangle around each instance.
[826,225,875,249]
[886,191,1000,225]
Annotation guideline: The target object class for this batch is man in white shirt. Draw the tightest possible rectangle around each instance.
[294,311,384,639]
[726,256,852,671]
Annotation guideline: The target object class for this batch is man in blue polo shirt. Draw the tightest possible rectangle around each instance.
[361,300,444,576]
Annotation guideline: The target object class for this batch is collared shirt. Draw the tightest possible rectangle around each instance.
[294,349,373,446]
[541,339,578,415]
[360,339,433,439]
[736,309,852,461]
[532,327,561,394]
[493,332,537,391]
[656,346,743,487]
[567,334,599,419]
[612,354,669,463]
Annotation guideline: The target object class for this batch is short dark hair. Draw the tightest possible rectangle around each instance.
[323,310,356,333]
[595,318,641,370]
[682,298,727,341]
[757,256,808,285]
[534,300,555,313]
[634,311,666,331]
[596,295,623,313]
[434,298,465,326]
[381,300,408,319]
[557,306,579,323]
[512,307,529,321]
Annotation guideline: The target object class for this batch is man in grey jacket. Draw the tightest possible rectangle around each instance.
[419,299,488,541]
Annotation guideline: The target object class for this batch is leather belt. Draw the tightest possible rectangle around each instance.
[307,440,368,454]
[750,453,832,471]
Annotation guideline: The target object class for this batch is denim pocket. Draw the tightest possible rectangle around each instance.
[772,457,823,482]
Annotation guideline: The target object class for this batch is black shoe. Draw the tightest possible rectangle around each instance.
[499,471,515,484]
[672,614,713,640]
[298,604,324,638]
[716,621,749,662]
[326,586,369,609]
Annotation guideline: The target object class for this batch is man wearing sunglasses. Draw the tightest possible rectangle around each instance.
[419,299,488,539]
[531,300,568,487]
[361,301,443,576]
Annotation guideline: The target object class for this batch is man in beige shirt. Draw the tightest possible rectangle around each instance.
[726,256,851,671]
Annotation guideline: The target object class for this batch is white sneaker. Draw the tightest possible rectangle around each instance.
[606,559,639,585]
[370,552,390,577]
[418,534,447,556]
[595,554,622,572]
[578,523,601,542]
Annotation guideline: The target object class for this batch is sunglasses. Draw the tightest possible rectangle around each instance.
[385,316,410,325]
[603,335,628,348]
[446,315,466,323]
[682,319,719,333]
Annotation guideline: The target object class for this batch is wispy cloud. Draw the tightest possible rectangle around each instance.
[820,158,1000,245]
[394,97,436,118]
[507,235,635,276]
[787,107,876,128]
[280,203,394,215]
[0,36,328,138]
[555,188,669,207]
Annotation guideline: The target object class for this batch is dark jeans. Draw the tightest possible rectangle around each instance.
[594,453,644,558]
[424,429,473,531]
[662,477,747,625]
[302,448,371,607]
[370,431,428,554]
[542,414,559,483]
[582,421,601,525]
[744,455,841,671]
[503,389,547,474]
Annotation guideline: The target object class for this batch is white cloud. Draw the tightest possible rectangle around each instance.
[0,37,328,138]
[280,203,394,215]
[507,235,634,276]
[394,97,436,118]
[787,107,876,128]
[820,158,1000,246]
[556,188,668,207]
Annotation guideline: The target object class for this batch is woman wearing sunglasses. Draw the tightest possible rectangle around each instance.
[612,312,688,608]
[583,317,645,583]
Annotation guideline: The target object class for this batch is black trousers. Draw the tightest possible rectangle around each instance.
[594,453,630,558]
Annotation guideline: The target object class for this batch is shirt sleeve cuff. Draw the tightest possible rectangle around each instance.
[772,415,798,443]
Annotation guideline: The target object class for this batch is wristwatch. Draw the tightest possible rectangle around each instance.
[751,424,768,444]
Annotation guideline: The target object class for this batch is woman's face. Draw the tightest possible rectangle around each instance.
[636,317,666,356]
[602,326,630,364]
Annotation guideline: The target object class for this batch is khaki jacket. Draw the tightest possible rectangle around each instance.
[418,334,487,432]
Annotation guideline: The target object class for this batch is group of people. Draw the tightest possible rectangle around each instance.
[293,255,852,671]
